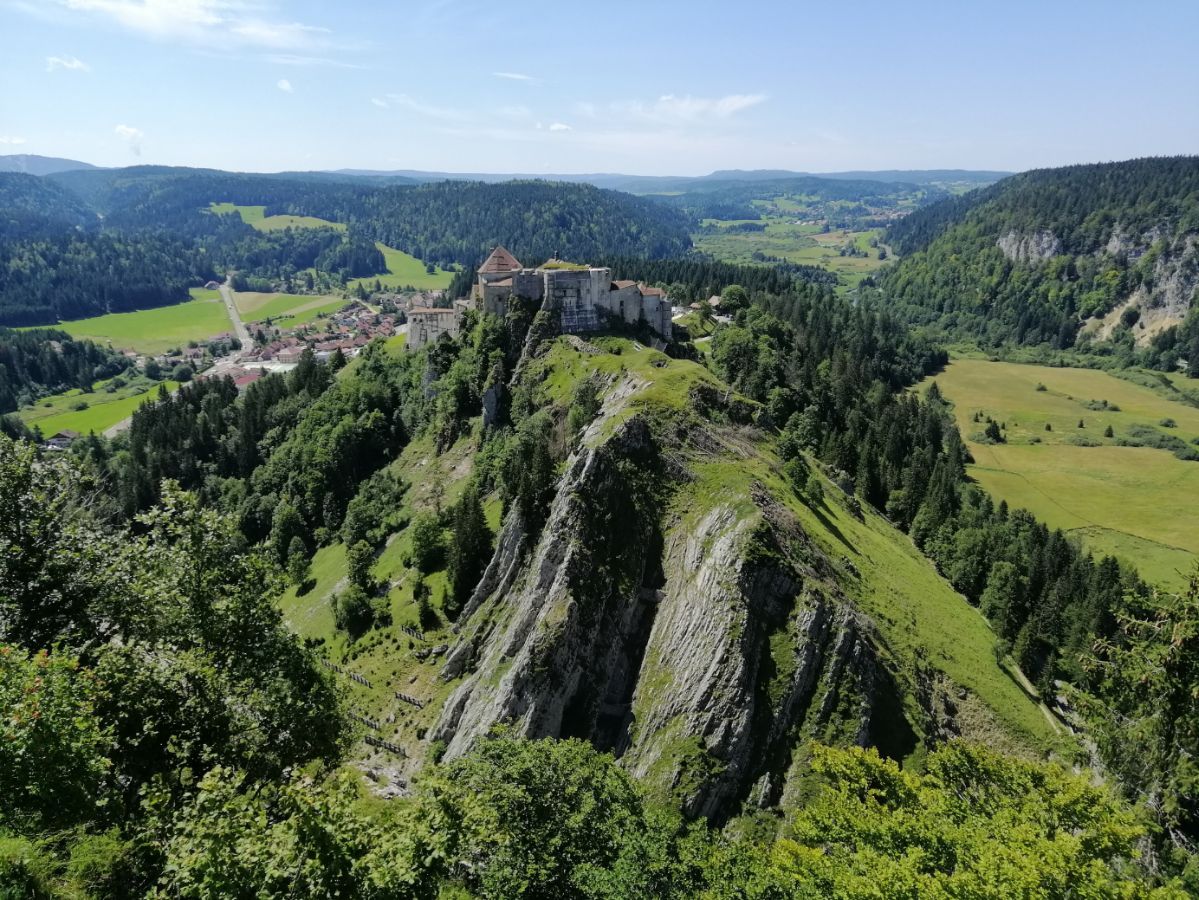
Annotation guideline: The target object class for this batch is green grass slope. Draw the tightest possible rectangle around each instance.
[348,243,454,292]
[18,375,179,436]
[233,291,346,325]
[210,201,346,232]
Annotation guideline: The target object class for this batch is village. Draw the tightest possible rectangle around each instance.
[175,290,449,390]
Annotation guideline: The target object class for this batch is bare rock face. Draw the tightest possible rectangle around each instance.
[1087,234,1199,346]
[432,416,663,758]
[430,409,908,821]
[997,230,1063,263]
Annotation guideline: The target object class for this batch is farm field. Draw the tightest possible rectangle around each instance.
[209,201,345,232]
[347,243,454,292]
[924,357,1199,590]
[18,375,179,436]
[53,288,234,355]
[693,219,890,290]
[233,291,347,325]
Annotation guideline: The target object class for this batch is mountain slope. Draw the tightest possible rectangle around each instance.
[0,153,96,176]
[880,156,1199,349]
[280,334,1064,823]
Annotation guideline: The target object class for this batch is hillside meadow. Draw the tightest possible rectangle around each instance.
[348,243,454,292]
[924,357,1199,590]
[18,375,179,436]
[209,201,345,231]
[694,220,889,290]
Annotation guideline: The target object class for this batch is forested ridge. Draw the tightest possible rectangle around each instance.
[4,309,1196,895]
[879,156,1199,353]
[0,168,696,326]
[0,328,132,413]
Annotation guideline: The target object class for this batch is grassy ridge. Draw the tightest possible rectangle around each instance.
[275,336,1064,770]
[533,338,1065,755]
[53,288,233,355]
[925,357,1199,590]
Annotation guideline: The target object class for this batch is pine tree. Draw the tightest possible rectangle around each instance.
[447,481,493,617]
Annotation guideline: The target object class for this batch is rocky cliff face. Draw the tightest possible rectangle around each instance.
[1091,234,1199,345]
[431,378,913,821]
[996,229,1063,264]
[999,225,1199,347]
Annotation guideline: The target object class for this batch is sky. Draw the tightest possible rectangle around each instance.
[1,0,1197,176]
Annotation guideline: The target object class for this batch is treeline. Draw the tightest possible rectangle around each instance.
[0,231,213,325]
[1145,307,1199,376]
[0,172,95,237]
[0,328,132,412]
[217,226,384,284]
[602,254,838,296]
[1,169,698,325]
[879,156,1199,350]
[711,293,1142,689]
[889,156,1199,258]
[647,174,945,225]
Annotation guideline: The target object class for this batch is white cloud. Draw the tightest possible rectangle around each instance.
[493,71,534,82]
[0,136,28,145]
[548,122,571,132]
[46,55,90,72]
[370,97,388,108]
[56,0,335,52]
[276,78,292,92]
[114,123,143,155]
[617,93,767,124]
[384,93,467,122]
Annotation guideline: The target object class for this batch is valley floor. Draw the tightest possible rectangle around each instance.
[923,356,1199,591]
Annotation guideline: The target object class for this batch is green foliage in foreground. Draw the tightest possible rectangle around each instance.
[144,737,1187,899]
[0,434,347,893]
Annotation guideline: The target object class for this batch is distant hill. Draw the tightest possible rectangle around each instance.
[880,156,1199,350]
[326,167,1010,193]
[815,169,1011,185]
[0,154,96,176]
[0,172,97,234]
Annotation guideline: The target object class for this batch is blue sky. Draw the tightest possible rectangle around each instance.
[2,0,1197,174]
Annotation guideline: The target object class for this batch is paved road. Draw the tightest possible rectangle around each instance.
[218,277,252,346]
[102,278,249,438]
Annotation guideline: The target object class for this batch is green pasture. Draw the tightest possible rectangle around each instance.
[52,288,233,355]
[18,376,179,436]
[209,201,345,232]
[234,291,347,325]
[348,243,454,292]
[925,357,1199,590]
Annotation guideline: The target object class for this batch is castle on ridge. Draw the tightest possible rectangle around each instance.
[474,246,673,339]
